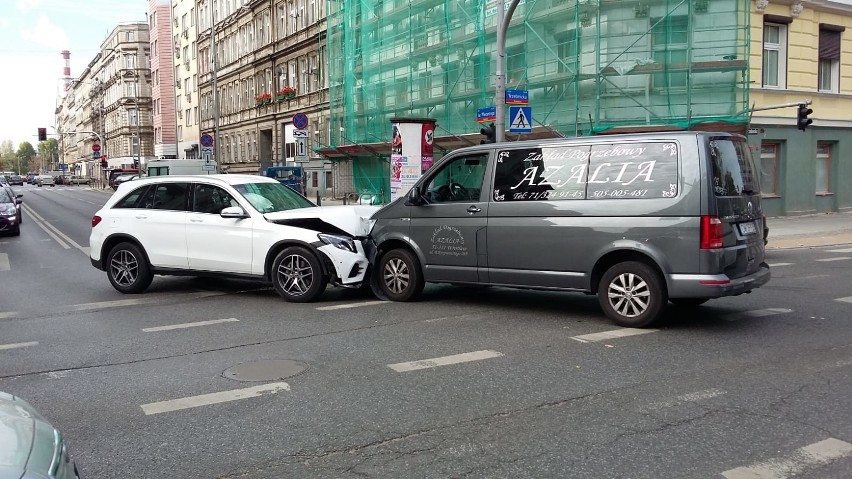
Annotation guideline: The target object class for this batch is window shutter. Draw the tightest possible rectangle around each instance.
[819,29,841,60]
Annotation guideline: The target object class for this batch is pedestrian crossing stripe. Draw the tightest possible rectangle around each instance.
[509,106,532,133]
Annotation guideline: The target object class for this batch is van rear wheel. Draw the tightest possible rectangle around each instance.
[598,261,666,328]
[377,249,424,302]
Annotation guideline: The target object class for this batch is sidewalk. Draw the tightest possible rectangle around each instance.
[766,210,852,250]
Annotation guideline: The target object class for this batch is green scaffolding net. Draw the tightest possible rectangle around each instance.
[326,0,751,195]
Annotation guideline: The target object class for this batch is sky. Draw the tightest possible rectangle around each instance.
[0,0,148,148]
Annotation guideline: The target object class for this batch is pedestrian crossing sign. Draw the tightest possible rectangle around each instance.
[509,106,532,133]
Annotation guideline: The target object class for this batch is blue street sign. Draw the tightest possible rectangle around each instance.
[92,151,101,159]
[477,106,496,123]
[508,106,532,133]
[200,133,214,148]
[505,89,529,105]
[293,113,309,130]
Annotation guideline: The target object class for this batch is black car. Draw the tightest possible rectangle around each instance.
[0,187,21,236]
[8,174,24,186]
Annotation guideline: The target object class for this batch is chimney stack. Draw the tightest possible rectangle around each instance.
[61,50,71,90]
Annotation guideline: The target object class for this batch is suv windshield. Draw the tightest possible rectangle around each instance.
[708,138,759,196]
[233,181,314,213]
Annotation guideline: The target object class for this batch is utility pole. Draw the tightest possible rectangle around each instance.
[209,0,222,173]
[494,0,521,143]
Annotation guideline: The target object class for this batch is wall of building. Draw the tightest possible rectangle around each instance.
[175,0,201,158]
[151,0,178,158]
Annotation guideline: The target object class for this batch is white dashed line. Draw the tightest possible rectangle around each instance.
[0,312,18,319]
[571,328,659,343]
[835,297,852,304]
[142,318,239,332]
[722,308,793,322]
[388,350,504,372]
[0,253,9,271]
[827,247,852,253]
[0,341,39,351]
[722,437,852,479]
[767,262,793,267]
[316,300,386,311]
[815,257,851,262]
[70,298,151,311]
[140,382,291,415]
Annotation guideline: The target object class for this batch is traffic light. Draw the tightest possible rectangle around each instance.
[100,159,108,168]
[480,123,496,144]
[37,127,47,142]
[796,103,813,131]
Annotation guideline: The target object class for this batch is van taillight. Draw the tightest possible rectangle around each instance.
[700,216,723,249]
[92,215,102,228]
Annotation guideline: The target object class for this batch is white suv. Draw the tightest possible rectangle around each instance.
[90,175,378,302]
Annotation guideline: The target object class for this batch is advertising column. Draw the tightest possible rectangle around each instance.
[389,118,436,202]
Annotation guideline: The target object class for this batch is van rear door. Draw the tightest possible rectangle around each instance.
[706,136,765,279]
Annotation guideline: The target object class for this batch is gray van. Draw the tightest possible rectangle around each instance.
[367,132,770,327]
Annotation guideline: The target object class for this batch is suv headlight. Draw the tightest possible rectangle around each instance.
[317,233,357,253]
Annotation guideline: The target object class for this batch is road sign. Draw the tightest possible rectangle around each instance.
[92,144,101,152]
[293,113,309,130]
[505,89,529,105]
[201,146,214,160]
[295,137,309,163]
[200,133,214,148]
[293,129,308,138]
[92,151,101,159]
[509,106,532,133]
[201,163,216,171]
[477,106,496,123]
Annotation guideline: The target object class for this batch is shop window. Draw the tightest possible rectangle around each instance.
[760,142,780,196]
[816,142,832,194]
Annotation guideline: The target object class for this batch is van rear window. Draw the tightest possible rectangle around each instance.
[708,138,759,196]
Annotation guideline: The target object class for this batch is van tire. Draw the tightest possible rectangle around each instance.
[377,249,424,302]
[107,242,154,294]
[271,246,327,302]
[598,261,666,328]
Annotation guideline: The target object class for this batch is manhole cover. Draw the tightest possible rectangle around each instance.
[223,359,309,382]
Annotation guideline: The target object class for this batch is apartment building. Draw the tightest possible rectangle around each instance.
[749,0,852,215]
[195,0,332,195]
[150,0,179,159]
[172,0,201,158]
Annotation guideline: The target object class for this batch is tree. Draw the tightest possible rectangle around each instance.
[0,151,16,172]
[29,155,44,173]
[0,140,13,156]
[37,139,58,172]
[16,142,36,174]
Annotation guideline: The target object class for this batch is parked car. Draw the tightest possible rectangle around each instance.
[36,175,56,187]
[27,173,38,184]
[368,131,770,328]
[0,187,21,235]
[63,175,91,185]
[2,184,22,225]
[8,174,24,186]
[89,175,378,302]
[0,391,81,479]
[110,174,140,190]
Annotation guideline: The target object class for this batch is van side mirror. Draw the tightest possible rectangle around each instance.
[405,186,424,206]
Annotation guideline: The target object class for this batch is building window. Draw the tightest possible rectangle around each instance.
[816,142,832,194]
[178,125,184,142]
[125,54,137,70]
[818,28,841,93]
[651,15,689,89]
[760,142,780,196]
[126,31,135,42]
[763,22,787,88]
[186,109,192,127]
[128,108,138,126]
[131,136,140,156]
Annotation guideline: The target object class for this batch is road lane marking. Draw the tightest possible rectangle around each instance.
[815,257,851,262]
[835,296,852,304]
[721,438,852,479]
[23,205,89,255]
[24,206,70,249]
[0,253,9,271]
[646,388,727,410]
[142,318,239,332]
[767,262,793,267]
[140,382,290,415]
[722,308,793,322]
[0,312,18,319]
[827,247,852,253]
[570,328,659,343]
[0,341,39,351]
[388,350,504,372]
[316,300,386,311]
[69,292,224,312]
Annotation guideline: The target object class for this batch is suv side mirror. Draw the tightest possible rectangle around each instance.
[405,186,424,206]
[220,206,248,218]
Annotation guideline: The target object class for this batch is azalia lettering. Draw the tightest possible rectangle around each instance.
[511,160,657,189]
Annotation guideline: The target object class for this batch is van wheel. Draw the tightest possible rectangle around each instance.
[272,246,327,302]
[107,242,153,294]
[377,249,424,302]
[598,261,666,328]
[670,298,709,307]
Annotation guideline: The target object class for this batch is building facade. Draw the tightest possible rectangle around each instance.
[172,0,201,158]
[748,0,852,216]
[150,0,179,159]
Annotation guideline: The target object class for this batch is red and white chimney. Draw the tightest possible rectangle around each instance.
[61,50,71,90]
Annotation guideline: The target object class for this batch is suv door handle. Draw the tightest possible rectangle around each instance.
[189,217,204,223]
[135,214,147,219]
[466,205,482,214]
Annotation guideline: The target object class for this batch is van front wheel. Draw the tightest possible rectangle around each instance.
[377,249,424,302]
[598,261,666,328]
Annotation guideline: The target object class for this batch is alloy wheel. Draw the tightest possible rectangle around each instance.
[607,272,650,318]
[277,254,314,297]
[110,250,139,287]
[383,257,410,295]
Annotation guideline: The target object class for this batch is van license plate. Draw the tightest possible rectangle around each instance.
[739,221,757,235]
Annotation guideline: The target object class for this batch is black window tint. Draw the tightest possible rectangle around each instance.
[193,184,239,214]
[709,138,758,196]
[148,183,189,211]
[493,146,588,201]
[113,185,152,209]
[586,142,679,199]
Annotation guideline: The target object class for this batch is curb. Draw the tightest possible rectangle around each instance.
[766,231,852,250]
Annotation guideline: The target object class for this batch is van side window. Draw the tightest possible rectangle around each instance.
[423,154,488,203]
[586,142,679,199]
[493,146,589,201]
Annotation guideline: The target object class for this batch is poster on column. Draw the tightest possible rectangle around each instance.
[389,121,427,201]
[421,122,434,173]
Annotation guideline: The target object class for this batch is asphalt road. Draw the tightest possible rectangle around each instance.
[1,183,850,479]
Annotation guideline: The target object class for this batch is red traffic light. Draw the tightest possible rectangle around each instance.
[37,127,47,141]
